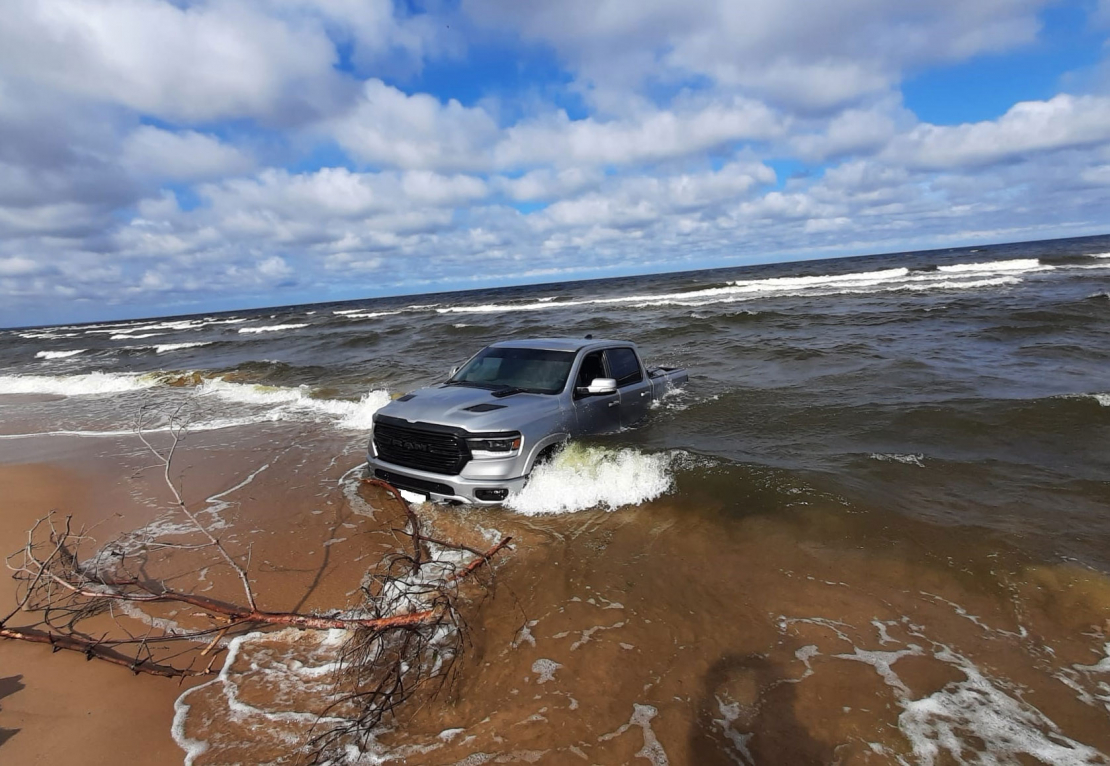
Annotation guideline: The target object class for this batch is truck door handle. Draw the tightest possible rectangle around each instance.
[640,391,649,397]
[608,400,619,407]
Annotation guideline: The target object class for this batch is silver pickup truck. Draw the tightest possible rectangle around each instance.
[366,337,688,504]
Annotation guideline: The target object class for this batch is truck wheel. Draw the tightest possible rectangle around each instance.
[531,443,563,472]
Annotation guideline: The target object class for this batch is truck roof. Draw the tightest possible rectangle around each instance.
[488,337,630,352]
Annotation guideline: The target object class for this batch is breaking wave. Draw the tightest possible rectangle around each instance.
[0,371,159,395]
[35,349,87,359]
[197,378,390,430]
[436,258,1053,315]
[238,323,309,334]
[152,342,213,354]
[506,444,674,515]
[0,370,389,432]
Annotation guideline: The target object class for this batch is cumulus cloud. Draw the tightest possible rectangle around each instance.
[1,0,1110,326]
[461,0,1048,111]
[122,126,255,181]
[495,168,604,202]
[884,94,1110,169]
[0,0,352,124]
[329,79,500,170]
[494,97,784,169]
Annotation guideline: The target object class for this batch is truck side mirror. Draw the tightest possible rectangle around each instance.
[586,377,617,395]
[450,365,460,376]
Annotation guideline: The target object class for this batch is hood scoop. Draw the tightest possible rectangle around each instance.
[396,393,417,402]
[464,403,506,413]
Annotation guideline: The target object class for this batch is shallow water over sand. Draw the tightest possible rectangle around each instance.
[2,235,1110,763]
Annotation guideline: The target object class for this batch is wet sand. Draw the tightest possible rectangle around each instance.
[2,426,1110,765]
[0,461,186,765]
[0,425,415,764]
[381,495,1110,764]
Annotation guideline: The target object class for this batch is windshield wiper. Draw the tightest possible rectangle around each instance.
[491,386,529,398]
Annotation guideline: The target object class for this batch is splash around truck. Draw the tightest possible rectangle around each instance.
[366,337,688,505]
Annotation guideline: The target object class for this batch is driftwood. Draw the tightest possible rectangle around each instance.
[1,406,513,761]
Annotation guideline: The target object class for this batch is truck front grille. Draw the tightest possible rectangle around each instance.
[373,420,468,475]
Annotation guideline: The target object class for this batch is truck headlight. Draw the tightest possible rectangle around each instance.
[467,434,522,459]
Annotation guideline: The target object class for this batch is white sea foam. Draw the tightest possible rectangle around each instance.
[19,331,80,339]
[898,647,1106,765]
[109,332,166,340]
[787,615,1110,765]
[599,704,669,766]
[435,259,1048,315]
[35,349,86,359]
[899,276,1022,291]
[1059,393,1110,408]
[531,658,562,684]
[335,309,401,319]
[869,453,926,467]
[86,317,246,336]
[238,323,309,334]
[506,444,674,515]
[172,628,354,766]
[936,258,1047,274]
[197,378,390,430]
[0,371,158,396]
[153,342,212,354]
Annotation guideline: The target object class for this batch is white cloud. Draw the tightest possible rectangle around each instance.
[884,94,1110,169]
[494,97,783,169]
[329,79,500,170]
[3,0,1110,326]
[0,0,347,123]
[790,98,911,161]
[0,256,45,276]
[496,168,604,202]
[462,0,1048,110]
[122,126,255,181]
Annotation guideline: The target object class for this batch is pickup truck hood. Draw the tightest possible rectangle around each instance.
[374,385,561,433]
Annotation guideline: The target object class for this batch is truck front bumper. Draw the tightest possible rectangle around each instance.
[365,454,528,505]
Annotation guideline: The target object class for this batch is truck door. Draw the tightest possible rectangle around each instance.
[572,350,621,434]
[605,347,651,428]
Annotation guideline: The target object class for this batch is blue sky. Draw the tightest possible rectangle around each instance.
[1,0,1109,326]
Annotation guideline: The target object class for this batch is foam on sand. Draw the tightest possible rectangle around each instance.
[238,323,309,334]
[898,647,1106,765]
[786,616,1109,765]
[506,444,674,515]
[172,628,354,766]
[0,371,159,395]
[35,349,87,359]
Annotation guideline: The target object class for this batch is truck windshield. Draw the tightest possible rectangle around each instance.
[448,347,576,394]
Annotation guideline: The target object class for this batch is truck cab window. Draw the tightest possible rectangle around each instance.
[605,347,643,387]
[577,351,606,388]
